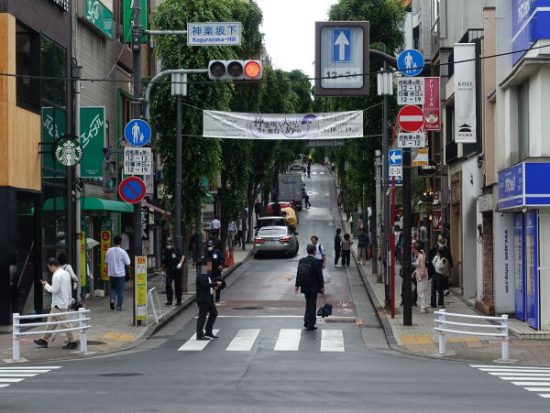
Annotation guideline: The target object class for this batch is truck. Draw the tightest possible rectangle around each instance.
[278,173,304,211]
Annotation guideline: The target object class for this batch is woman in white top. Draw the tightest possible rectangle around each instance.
[412,241,429,313]
[57,252,79,306]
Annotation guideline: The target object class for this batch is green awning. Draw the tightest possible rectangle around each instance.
[43,196,133,213]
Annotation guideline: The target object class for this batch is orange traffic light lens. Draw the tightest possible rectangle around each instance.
[244,61,261,79]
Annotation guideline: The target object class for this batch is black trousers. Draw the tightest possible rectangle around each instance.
[304,197,311,208]
[165,269,182,304]
[431,274,445,307]
[334,247,341,265]
[303,292,318,328]
[342,250,351,266]
[196,297,217,336]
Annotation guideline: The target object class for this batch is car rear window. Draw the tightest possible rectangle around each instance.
[258,228,287,237]
[259,218,285,226]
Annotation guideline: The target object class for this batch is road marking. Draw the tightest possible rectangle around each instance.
[0,385,8,388]
[0,367,60,390]
[320,329,344,352]
[0,366,62,369]
[0,370,52,374]
[479,368,550,373]
[0,373,37,377]
[0,378,25,383]
[178,330,219,352]
[525,388,550,392]
[274,329,301,351]
[511,382,550,386]
[472,365,550,370]
[226,329,260,352]
[502,377,550,381]
[489,372,550,377]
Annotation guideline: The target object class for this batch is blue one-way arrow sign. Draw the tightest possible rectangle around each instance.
[332,28,351,63]
[388,149,403,165]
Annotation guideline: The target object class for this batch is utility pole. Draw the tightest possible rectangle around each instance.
[402,149,412,326]
[73,65,82,296]
[374,150,381,279]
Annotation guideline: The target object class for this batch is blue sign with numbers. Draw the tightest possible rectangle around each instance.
[332,28,351,63]
[397,49,424,77]
[388,149,402,166]
[124,119,151,147]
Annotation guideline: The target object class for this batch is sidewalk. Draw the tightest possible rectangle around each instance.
[0,248,250,364]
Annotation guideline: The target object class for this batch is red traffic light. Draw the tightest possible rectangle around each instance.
[208,60,263,81]
[244,60,262,80]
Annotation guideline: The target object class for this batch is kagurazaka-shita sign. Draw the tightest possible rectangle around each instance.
[202,111,363,140]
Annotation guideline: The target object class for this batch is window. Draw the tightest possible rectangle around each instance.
[518,81,530,160]
[40,35,67,107]
[16,23,40,110]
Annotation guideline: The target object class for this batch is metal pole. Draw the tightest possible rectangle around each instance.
[79,308,87,353]
[402,149,413,326]
[382,69,390,307]
[74,66,82,301]
[374,150,381,279]
[175,95,183,251]
[390,177,396,318]
[438,310,446,355]
[132,0,143,327]
[12,313,20,361]
[501,314,509,361]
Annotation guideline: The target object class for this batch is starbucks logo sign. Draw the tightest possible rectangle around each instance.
[53,136,83,166]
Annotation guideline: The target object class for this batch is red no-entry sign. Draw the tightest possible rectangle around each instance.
[398,105,424,132]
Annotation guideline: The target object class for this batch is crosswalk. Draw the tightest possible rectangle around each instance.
[0,366,61,389]
[472,364,550,399]
[178,328,346,353]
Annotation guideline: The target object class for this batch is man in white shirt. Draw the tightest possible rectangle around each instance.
[106,235,131,311]
[210,216,221,239]
[310,235,326,269]
[34,257,78,350]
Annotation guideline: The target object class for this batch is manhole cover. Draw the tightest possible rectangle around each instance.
[99,373,143,377]
[87,340,105,345]
[323,318,357,323]
[232,306,264,310]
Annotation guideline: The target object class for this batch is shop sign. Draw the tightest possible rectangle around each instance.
[123,0,149,44]
[141,207,149,240]
[423,77,441,131]
[100,230,111,281]
[49,0,68,12]
[477,194,494,212]
[84,0,114,38]
[54,136,83,166]
[135,256,147,322]
[41,107,66,175]
[498,163,524,210]
[512,0,550,64]
[80,107,105,178]
[454,43,477,143]
[432,210,442,231]
[412,147,429,167]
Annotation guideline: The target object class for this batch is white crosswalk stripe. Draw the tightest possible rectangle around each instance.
[178,329,346,353]
[0,366,61,389]
[472,364,550,399]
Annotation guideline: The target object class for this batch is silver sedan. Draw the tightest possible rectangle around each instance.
[253,226,299,258]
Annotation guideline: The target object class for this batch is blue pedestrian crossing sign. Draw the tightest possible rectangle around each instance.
[124,119,151,147]
[332,28,351,63]
[388,149,403,166]
[397,49,424,77]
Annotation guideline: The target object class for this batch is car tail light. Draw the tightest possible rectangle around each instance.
[279,236,291,243]
[254,237,265,244]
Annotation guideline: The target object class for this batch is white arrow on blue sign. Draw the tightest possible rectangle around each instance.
[388,149,403,165]
[332,28,351,63]
[124,119,151,147]
[397,49,425,77]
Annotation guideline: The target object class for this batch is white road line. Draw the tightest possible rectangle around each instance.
[0,366,62,369]
[320,329,344,352]
[0,374,37,377]
[478,368,550,373]
[0,370,51,374]
[0,378,25,383]
[0,384,9,388]
[226,329,260,352]
[511,382,550,386]
[177,330,219,352]
[472,365,550,370]
[525,388,550,392]
[500,377,550,381]
[539,394,550,398]
[489,372,550,377]
[274,329,301,351]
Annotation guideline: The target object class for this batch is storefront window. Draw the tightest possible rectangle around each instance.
[16,22,40,110]
[518,81,530,161]
[42,186,67,261]
[40,35,66,107]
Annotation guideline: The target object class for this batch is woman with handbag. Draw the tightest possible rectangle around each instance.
[412,241,429,313]
[431,247,450,308]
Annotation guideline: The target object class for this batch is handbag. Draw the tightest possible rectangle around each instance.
[322,268,331,284]
[317,294,332,318]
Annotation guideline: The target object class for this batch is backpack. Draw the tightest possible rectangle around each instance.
[296,258,313,287]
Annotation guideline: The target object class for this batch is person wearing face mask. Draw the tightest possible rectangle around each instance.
[162,239,185,306]
[427,234,454,299]
[204,239,225,302]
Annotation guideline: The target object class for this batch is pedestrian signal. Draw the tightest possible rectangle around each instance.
[208,60,263,80]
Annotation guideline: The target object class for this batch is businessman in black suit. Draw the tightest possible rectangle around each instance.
[295,244,325,331]
[195,259,222,340]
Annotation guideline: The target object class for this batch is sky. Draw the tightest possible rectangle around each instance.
[254,0,339,79]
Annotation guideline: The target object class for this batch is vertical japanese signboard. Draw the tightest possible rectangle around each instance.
[135,256,147,322]
[123,0,148,43]
[423,77,441,131]
[83,0,114,39]
[80,107,105,178]
[100,230,111,281]
[454,43,477,143]
[41,107,66,176]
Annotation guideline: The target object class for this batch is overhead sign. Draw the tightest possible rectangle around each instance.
[53,136,83,166]
[124,147,153,175]
[398,132,426,148]
[397,49,424,77]
[412,147,429,166]
[398,105,424,132]
[397,78,424,105]
[423,77,441,131]
[187,22,241,46]
[315,21,370,96]
[124,119,151,147]
[119,176,147,204]
[388,149,402,166]
[203,110,363,140]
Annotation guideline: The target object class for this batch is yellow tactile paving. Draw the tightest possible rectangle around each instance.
[101,332,137,341]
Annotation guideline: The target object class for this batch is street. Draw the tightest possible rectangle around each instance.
[1,166,549,412]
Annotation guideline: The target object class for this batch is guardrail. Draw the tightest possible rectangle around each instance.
[12,308,91,361]
[434,309,509,361]
[147,287,166,325]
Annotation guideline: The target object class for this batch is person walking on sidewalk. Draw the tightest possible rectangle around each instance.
[357,229,369,265]
[334,228,342,265]
[310,235,326,269]
[57,252,80,307]
[195,259,222,341]
[341,233,353,267]
[429,247,449,308]
[412,241,429,313]
[34,257,78,350]
[162,241,185,306]
[295,244,325,331]
[106,235,131,311]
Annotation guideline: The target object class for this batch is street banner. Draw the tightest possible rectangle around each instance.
[100,230,111,281]
[80,232,87,288]
[80,107,105,178]
[454,43,477,143]
[203,111,363,140]
[41,107,66,177]
[423,77,441,131]
[135,256,147,322]
[432,210,443,231]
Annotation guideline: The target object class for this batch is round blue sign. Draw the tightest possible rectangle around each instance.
[124,119,151,147]
[397,49,424,77]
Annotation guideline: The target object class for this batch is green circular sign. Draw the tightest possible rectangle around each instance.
[53,136,83,166]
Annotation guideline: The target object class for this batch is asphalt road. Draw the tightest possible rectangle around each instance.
[2,165,550,412]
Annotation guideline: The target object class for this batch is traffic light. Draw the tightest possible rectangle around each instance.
[208,60,263,81]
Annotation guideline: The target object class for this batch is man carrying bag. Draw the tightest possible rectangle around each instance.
[295,244,325,331]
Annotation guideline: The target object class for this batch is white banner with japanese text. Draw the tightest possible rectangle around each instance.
[203,110,363,140]
[454,43,477,143]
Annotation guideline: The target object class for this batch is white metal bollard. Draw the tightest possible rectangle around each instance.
[438,310,446,355]
[500,314,509,361]
[12,313,20,361]
[79,308,88,353]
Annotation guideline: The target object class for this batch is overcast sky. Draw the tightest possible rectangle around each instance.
[254,0,338,79]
